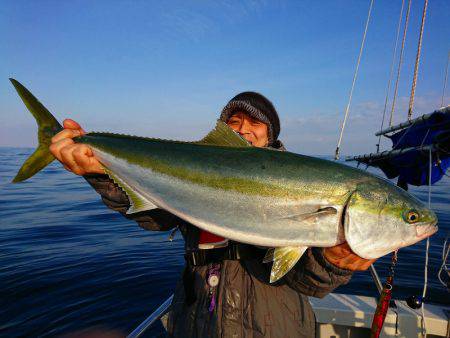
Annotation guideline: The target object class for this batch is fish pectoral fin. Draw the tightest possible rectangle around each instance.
[104,168,158,214]
[196,120,251,147]
[268,246,308,283]
[283,207,337,222]
[263,248,275,263]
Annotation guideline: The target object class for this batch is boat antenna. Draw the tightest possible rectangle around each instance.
[335,0,374,160]
[408,0,429,120]
[441,51,450,108]
[376,0,405,153]
[389,0,412,127]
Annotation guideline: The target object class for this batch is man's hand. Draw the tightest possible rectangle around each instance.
[49,119,104,175]
[323,242,376,271]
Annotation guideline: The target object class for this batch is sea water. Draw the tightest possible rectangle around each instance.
[0,147,448,337]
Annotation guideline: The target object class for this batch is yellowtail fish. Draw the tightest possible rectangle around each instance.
[10,78,438,282]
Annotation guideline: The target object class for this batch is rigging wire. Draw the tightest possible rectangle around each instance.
[441,52,450,108]
[377,0,406,153]
[389,0,412,127]
[408,0,429,120]
[335,0,374,160]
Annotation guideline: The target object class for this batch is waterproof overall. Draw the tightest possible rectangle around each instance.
[84,142,353,338]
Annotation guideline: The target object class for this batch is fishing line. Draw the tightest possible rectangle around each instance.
[377,0,405,153]
[361,163,399,338]
[391,120,417,150]
[389,0,412,127]
[441,52,450,108]
[421,237,430,338]
[420,147,433,337]
[437,237,449,287]
[335,0,374,160]
[419,129,430,148]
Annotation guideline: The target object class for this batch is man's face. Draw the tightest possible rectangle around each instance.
[226,111,269,148]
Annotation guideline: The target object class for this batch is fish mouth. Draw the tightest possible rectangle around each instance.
[415,221,438,239]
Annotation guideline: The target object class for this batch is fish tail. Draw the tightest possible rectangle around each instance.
[10,78,63,183]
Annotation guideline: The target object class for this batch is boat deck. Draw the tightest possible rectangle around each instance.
[311,293,449,338]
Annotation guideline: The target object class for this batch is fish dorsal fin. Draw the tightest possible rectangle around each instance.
[264,246,308,283]
[104,168,158,214]
[196,120,251,147]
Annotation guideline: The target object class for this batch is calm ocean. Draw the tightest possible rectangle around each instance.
[0,147,448,337]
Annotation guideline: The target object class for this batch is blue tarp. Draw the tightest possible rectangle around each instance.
[366,108,450,186]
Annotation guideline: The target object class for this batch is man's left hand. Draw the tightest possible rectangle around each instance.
[323,242,376,271]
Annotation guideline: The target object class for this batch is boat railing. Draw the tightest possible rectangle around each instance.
[127,294,173,338]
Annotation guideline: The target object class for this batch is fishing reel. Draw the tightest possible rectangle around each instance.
[406,295,424,309]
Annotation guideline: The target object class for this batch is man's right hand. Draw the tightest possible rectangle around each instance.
[49,119,105,175]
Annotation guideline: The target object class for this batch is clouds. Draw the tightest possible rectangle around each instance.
[280,95,448,156]
[158,0,273,43]
[1,1,449,151]
[161,9,215,43]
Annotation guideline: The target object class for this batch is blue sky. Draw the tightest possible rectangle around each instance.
[1,0,449,155]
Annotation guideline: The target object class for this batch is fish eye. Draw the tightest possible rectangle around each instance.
[403,210,420,224]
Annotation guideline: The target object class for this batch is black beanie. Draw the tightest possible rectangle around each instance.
[219,91,281,146]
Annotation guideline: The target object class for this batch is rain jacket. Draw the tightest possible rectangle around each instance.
[84,143,353,338]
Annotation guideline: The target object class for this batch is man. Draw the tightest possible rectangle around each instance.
[50,92,374,337]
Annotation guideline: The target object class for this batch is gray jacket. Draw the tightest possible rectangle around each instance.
[85,159,353,337]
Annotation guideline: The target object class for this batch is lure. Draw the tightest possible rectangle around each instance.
[370,251,398,338]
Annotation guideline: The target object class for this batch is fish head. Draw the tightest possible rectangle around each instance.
[343,180,438,259]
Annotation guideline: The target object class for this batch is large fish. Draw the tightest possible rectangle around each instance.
[10,78,438,282]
